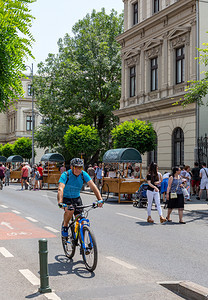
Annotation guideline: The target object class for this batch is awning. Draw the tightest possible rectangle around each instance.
[40,153,65,162]
[0,156,7,163]
[7,155,23,163]
[103,148,142,163]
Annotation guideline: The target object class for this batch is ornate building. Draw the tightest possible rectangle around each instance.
[0,77,44,162]
[115,0,208,171]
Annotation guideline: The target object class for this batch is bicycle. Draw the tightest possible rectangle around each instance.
[59,202,101,272]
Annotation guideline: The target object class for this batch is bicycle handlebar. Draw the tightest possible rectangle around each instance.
[58,201,103,210]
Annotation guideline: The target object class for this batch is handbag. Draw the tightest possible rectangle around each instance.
[182,187,189,198]
[170,192,177,199]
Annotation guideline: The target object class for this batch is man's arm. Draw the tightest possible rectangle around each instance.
[57,182,65,205]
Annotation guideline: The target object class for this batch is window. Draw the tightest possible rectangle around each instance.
[133,2,138,25]
[26,116,33,131]
[151,57,158,91]
[176,47,185,84]
[153,0,159,13]
[147,133,157,166]
[172,127,184,167]
[130,66,136,97]
[28,84,32,96]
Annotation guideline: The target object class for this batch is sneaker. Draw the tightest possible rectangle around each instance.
[196,196,200,200]
[62,226,68,237]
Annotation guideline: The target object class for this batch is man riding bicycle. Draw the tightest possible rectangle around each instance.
[57,158,103,237]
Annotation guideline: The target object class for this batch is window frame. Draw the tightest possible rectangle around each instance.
[150,57,158,91]
[172,127,184,167]
[176,46,185,84]
[133,2,138,25]
[26,115,33,131]
[130,66,136,98]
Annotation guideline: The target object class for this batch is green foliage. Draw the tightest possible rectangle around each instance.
[64,124,100,161]
[182,42,208,106]
[2,143,14,157]
[13,137,33,159]
[0,0,35,112]
[111,119,156,154]
[0,144,3,156]
[33,8,123,152]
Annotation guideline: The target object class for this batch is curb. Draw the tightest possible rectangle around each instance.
[159,281,208,300]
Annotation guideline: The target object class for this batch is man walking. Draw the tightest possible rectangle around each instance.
[197,162,208,201]
[95,163,103,190]
[21,163,29,190]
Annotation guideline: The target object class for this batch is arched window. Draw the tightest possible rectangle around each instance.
[147,132,157,166]
[172,127,184,167]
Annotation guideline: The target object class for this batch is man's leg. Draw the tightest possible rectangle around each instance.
[63,209,74,227]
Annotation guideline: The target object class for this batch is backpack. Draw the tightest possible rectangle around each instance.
[65,171,85,185]
[36,170,40,179]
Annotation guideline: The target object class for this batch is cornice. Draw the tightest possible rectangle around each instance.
[116,0,195,43]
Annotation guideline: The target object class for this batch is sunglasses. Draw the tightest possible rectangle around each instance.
[74,166,83,170]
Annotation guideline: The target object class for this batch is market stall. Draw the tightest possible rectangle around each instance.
[7,155,23,181]
[102,148,145,203]
[0,156,7,163]
[41,153,65,189]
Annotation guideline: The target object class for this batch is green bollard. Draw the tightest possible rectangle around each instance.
[38,239,52,293]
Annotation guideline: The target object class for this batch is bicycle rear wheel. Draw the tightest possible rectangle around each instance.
[61,221,76,259]
[81,226,97,272]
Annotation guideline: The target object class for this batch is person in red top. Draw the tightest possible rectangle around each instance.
[21,163,29,190]
[38,163,43,189]
[0,163,5,183]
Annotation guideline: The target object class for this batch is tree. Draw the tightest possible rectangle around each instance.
[2,143,14,158]
[182,42,208,106]
[111,119,156,154]
[64,124,100,162]
[0,0,35,112]
[33,8,123,154]
[0,144,3,156]
[13,137,33,159]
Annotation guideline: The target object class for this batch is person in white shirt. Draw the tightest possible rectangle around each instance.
[197,162,208,201]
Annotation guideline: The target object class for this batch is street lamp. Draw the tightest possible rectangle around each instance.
[25,63,35,165]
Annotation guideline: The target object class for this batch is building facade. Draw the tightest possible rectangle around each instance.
[115,0,208,171]
[0,77,44,162]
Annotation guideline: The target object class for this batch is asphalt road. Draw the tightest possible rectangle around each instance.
[0,184,207,300]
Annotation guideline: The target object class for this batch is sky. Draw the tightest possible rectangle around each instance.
[26,0,124,74]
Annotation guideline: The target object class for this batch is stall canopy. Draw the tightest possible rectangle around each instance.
[7,155,23,163]
[0,156,7,163]
[103,148,142,163]
[41,153,65,162]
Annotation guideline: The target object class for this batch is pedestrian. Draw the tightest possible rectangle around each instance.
[197,162,208,201]
[191,162,200,196]
[166,167,186,224]
[95,163,103,190]
[4,165,11,186]
[146,162,166,223]
[182,165,191,201]
[33,166,40,190]
[37,163,43,189]
[161,172,170,204]
[21,163,29,190]
[0,163,5,185]
[60,163,66,174]
[87,164,95,181]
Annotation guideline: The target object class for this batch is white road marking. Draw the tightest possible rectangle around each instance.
[116,212,147,222]
[12,210,21,214]
[0,205,8,208]
[0,221,14,229]
[44,226,59,233]
[0,247,14,257]
[45,292,61,300]
[19,269,39,285]
[25,217,38,223]
[106,256,137,270]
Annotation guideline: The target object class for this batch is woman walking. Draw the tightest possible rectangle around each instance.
[146,162,166,223]
[166,167,186,224]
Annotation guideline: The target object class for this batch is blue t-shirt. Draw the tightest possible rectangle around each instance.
[59,169,91,198]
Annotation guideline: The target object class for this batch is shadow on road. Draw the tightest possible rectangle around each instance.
[48,255,95,279]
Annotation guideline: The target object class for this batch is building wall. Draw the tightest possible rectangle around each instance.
[116,0,199,171]
[0,77,44,163]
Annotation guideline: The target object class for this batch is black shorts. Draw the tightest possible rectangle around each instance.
[22,177,27,180]
[39,176,43,180]
[63,197,83,215]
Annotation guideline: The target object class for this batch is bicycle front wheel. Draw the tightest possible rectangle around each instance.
[61,221,76,259]
[81,226,98,272]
